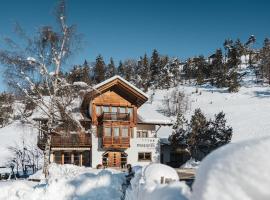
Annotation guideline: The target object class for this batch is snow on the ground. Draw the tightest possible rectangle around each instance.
[181,159,200,169]
[0,121,36,166]
[0,164,125,200]
[152,68,270,142]
[125,163,190,200]
[191,136,270,200]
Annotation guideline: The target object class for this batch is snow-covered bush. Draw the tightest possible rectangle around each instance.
[125,163,190,200]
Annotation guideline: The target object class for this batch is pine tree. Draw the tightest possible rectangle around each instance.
[138,54,151,92]
[212,49,227,87]
[159,56,170,89]
[117,60,125,78]
[169,113,188,148]
[150,49,161,87]
[209,112,232,147]
[169,58,181,86]
[93,55,106,83]
[188,109,208,160]
[106,57,116,79]
[259,38,270,84]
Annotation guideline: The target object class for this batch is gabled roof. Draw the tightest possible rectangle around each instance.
[93,75,149,99]
[81,76,148,116]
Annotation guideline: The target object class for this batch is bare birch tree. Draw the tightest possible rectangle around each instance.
[0,0,84,178]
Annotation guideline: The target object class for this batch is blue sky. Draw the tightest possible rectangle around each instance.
[0,0,270,91]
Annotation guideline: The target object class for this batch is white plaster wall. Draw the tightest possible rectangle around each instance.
[91,126,104,168]
[91,126,161,167]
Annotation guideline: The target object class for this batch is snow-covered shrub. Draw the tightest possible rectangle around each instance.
[125,163,190,200]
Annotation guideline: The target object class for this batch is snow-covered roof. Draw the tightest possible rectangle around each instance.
[93,75,149,99]
[137,103,173,125]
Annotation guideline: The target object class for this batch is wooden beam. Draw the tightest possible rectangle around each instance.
[61,152,64,165]
[80,152,83,166]
[71,152,74,164]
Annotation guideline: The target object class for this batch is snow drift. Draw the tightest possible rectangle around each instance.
[191,136,270,200]
[125,163,190,200]
[0,164,125,200]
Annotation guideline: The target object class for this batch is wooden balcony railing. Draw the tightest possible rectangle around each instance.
[103,136,130,148]
[99,112,130,122]
[37,134,91,149]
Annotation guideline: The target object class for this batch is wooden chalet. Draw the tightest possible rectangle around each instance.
[37,75,172,168]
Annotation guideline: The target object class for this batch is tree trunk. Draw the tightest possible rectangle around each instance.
[43,134,51,178]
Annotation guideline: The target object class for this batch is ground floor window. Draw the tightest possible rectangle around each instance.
[54,151,62,164]
[82,151,91,166]
[52,150,91,166]
[138,152,152,161]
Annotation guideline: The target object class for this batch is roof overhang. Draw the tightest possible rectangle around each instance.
[82,76,148,108]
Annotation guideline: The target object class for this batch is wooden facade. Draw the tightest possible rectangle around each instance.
[37,76,149,167]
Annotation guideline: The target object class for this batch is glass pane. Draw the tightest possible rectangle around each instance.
[138,153,144,160]
[54,152,62,164]
[64,152,71,164]
[137,131,141,138]
[122,127,129,137]
[128,108,133,116]
[119,107,126,113]
[111,106,118,113]
[145,153,151,161]
[104,127,111,137]
[103,106,109,113]
[114,127,120,137]
[96,106,101,115]
[143,131,148,138]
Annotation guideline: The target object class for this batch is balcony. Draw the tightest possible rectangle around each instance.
[99,112,130,122]
[102,137,130,149]
[38,134,91,150]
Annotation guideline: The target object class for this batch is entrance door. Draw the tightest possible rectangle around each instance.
[108,152,121,167]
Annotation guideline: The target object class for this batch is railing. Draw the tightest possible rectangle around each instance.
[37,134,91,149]
[103,137,130,148]
[99,112,130,122]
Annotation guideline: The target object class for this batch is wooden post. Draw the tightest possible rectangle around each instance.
[80,152,83,166]
[71,152,74,164]
[61,152,64,165]
[50,152,54,163]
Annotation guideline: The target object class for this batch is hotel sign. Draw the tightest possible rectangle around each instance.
[136,138,158,149]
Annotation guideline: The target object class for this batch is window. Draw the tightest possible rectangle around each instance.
[137,130,148,138]
[119,107,126,113]
[122,127,129,137]
[104,127,112,137]
[103,106,109,113]
[138,152,152,161]
[111,106,118,113]
[54,151,62,164]
[113,127,120,137]
[127,107,133,117]
[96,106,102,115]
[64,152,71,164]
